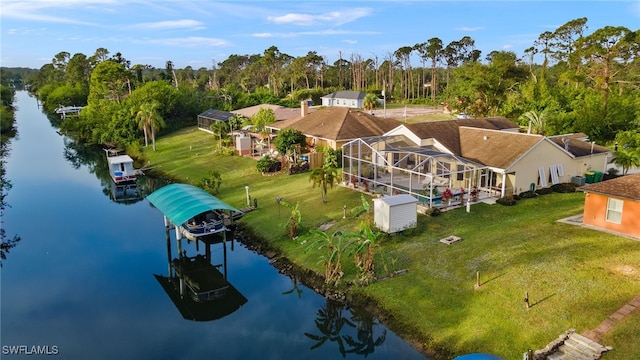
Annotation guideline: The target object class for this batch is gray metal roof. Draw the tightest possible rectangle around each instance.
[198,109,234,122]
[321,91,366,100]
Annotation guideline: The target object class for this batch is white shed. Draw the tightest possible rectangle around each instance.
[373,194,418,233]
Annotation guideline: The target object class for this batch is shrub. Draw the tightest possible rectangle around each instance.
[519,191,537,199]
[536,187,554,195]
[200,170,222,194]
[551,183,577,193]
[496,196,517,206]
[214,147,237,156]
[257,155,279,173]
[425,207,441,216]
[289,162,309,175]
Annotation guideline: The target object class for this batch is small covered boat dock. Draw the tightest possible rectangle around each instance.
[146,183,243,243]
[148,184,248,321]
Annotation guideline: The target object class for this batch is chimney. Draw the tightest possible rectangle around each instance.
[301,100,308,117]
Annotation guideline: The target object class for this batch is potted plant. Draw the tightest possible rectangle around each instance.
[470,186,479,202]
[350,175,358,188]
[441,188,454,207]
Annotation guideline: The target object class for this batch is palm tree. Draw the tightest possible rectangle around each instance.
[309,147,340,203]
[210,120,229,148]
[613,148,640,175]
[309,165,339,203]
[519,110,547,135]
[362,93,378,112]
[135,101,165,151]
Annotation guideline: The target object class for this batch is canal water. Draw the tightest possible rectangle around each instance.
[1,91,426,359]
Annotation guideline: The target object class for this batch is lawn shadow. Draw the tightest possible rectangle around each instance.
[531,293,556,308]
[480,272,507,286]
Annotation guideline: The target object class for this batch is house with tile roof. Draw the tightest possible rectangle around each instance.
[321,91,367,108]
[267,106,402,150]
[342,117,612,204]
[578,173,640,238]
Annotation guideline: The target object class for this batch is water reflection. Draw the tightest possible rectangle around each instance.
[61,138,147,204]
[305,299,387,358]
[0,89,21,266]
[108,181,142,203]
[155,228,247,322]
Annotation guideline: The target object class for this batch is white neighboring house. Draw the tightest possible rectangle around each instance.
[321,91,366,108]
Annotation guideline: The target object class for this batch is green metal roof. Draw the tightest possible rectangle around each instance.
[147,183,240,226]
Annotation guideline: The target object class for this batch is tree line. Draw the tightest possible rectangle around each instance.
[8,17,639,156]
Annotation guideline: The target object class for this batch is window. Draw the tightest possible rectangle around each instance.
[606,198,623,224]
[456,165,465,181]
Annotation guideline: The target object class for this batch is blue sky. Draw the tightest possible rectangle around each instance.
[1,1,638,69]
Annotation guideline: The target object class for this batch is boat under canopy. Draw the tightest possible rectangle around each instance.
[146,183,242,237]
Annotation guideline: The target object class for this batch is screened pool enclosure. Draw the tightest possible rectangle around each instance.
[342,135,495,207]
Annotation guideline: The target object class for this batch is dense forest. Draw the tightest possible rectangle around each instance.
[2,17,639,167]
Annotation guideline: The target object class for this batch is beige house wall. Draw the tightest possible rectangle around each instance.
[507,141,610,194]
[384,126,422,145]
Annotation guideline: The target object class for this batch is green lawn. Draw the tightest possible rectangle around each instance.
[143,127,640,359]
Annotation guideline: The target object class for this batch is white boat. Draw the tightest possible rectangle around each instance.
[105,149,140,184]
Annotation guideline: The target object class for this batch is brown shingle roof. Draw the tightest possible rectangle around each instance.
[231,104,308,121]
[269,107,402,141]
[459,128,543,168]
[546,134,611,157]
[405,117,518,155]
[579,173,640,201]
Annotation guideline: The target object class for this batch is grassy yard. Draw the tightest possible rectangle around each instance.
[143,127,640,359]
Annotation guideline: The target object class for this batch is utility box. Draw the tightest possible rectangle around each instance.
[373,194,418,234]
[236,136,251,156]
[571,176,586,186]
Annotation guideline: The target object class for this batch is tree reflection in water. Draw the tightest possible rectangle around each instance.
[305,299,386,357]
[0,89,21,266]
[282,276,303,298]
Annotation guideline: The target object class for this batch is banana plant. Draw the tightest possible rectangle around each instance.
[307,229,352,285]
[280,200,301,238]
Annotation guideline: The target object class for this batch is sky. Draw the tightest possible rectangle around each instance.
[1,0,639,70]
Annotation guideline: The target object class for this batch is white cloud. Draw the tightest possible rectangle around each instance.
[342,39,357,45]
[0,0,109,26]
[142,37,229,48]
[503,44,513,49]
[251,29,380,38]
[267,8,372,26]
[128,19,206,31]
[454,26,484,32]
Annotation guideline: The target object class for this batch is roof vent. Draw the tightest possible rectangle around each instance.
[564,139,571,150]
